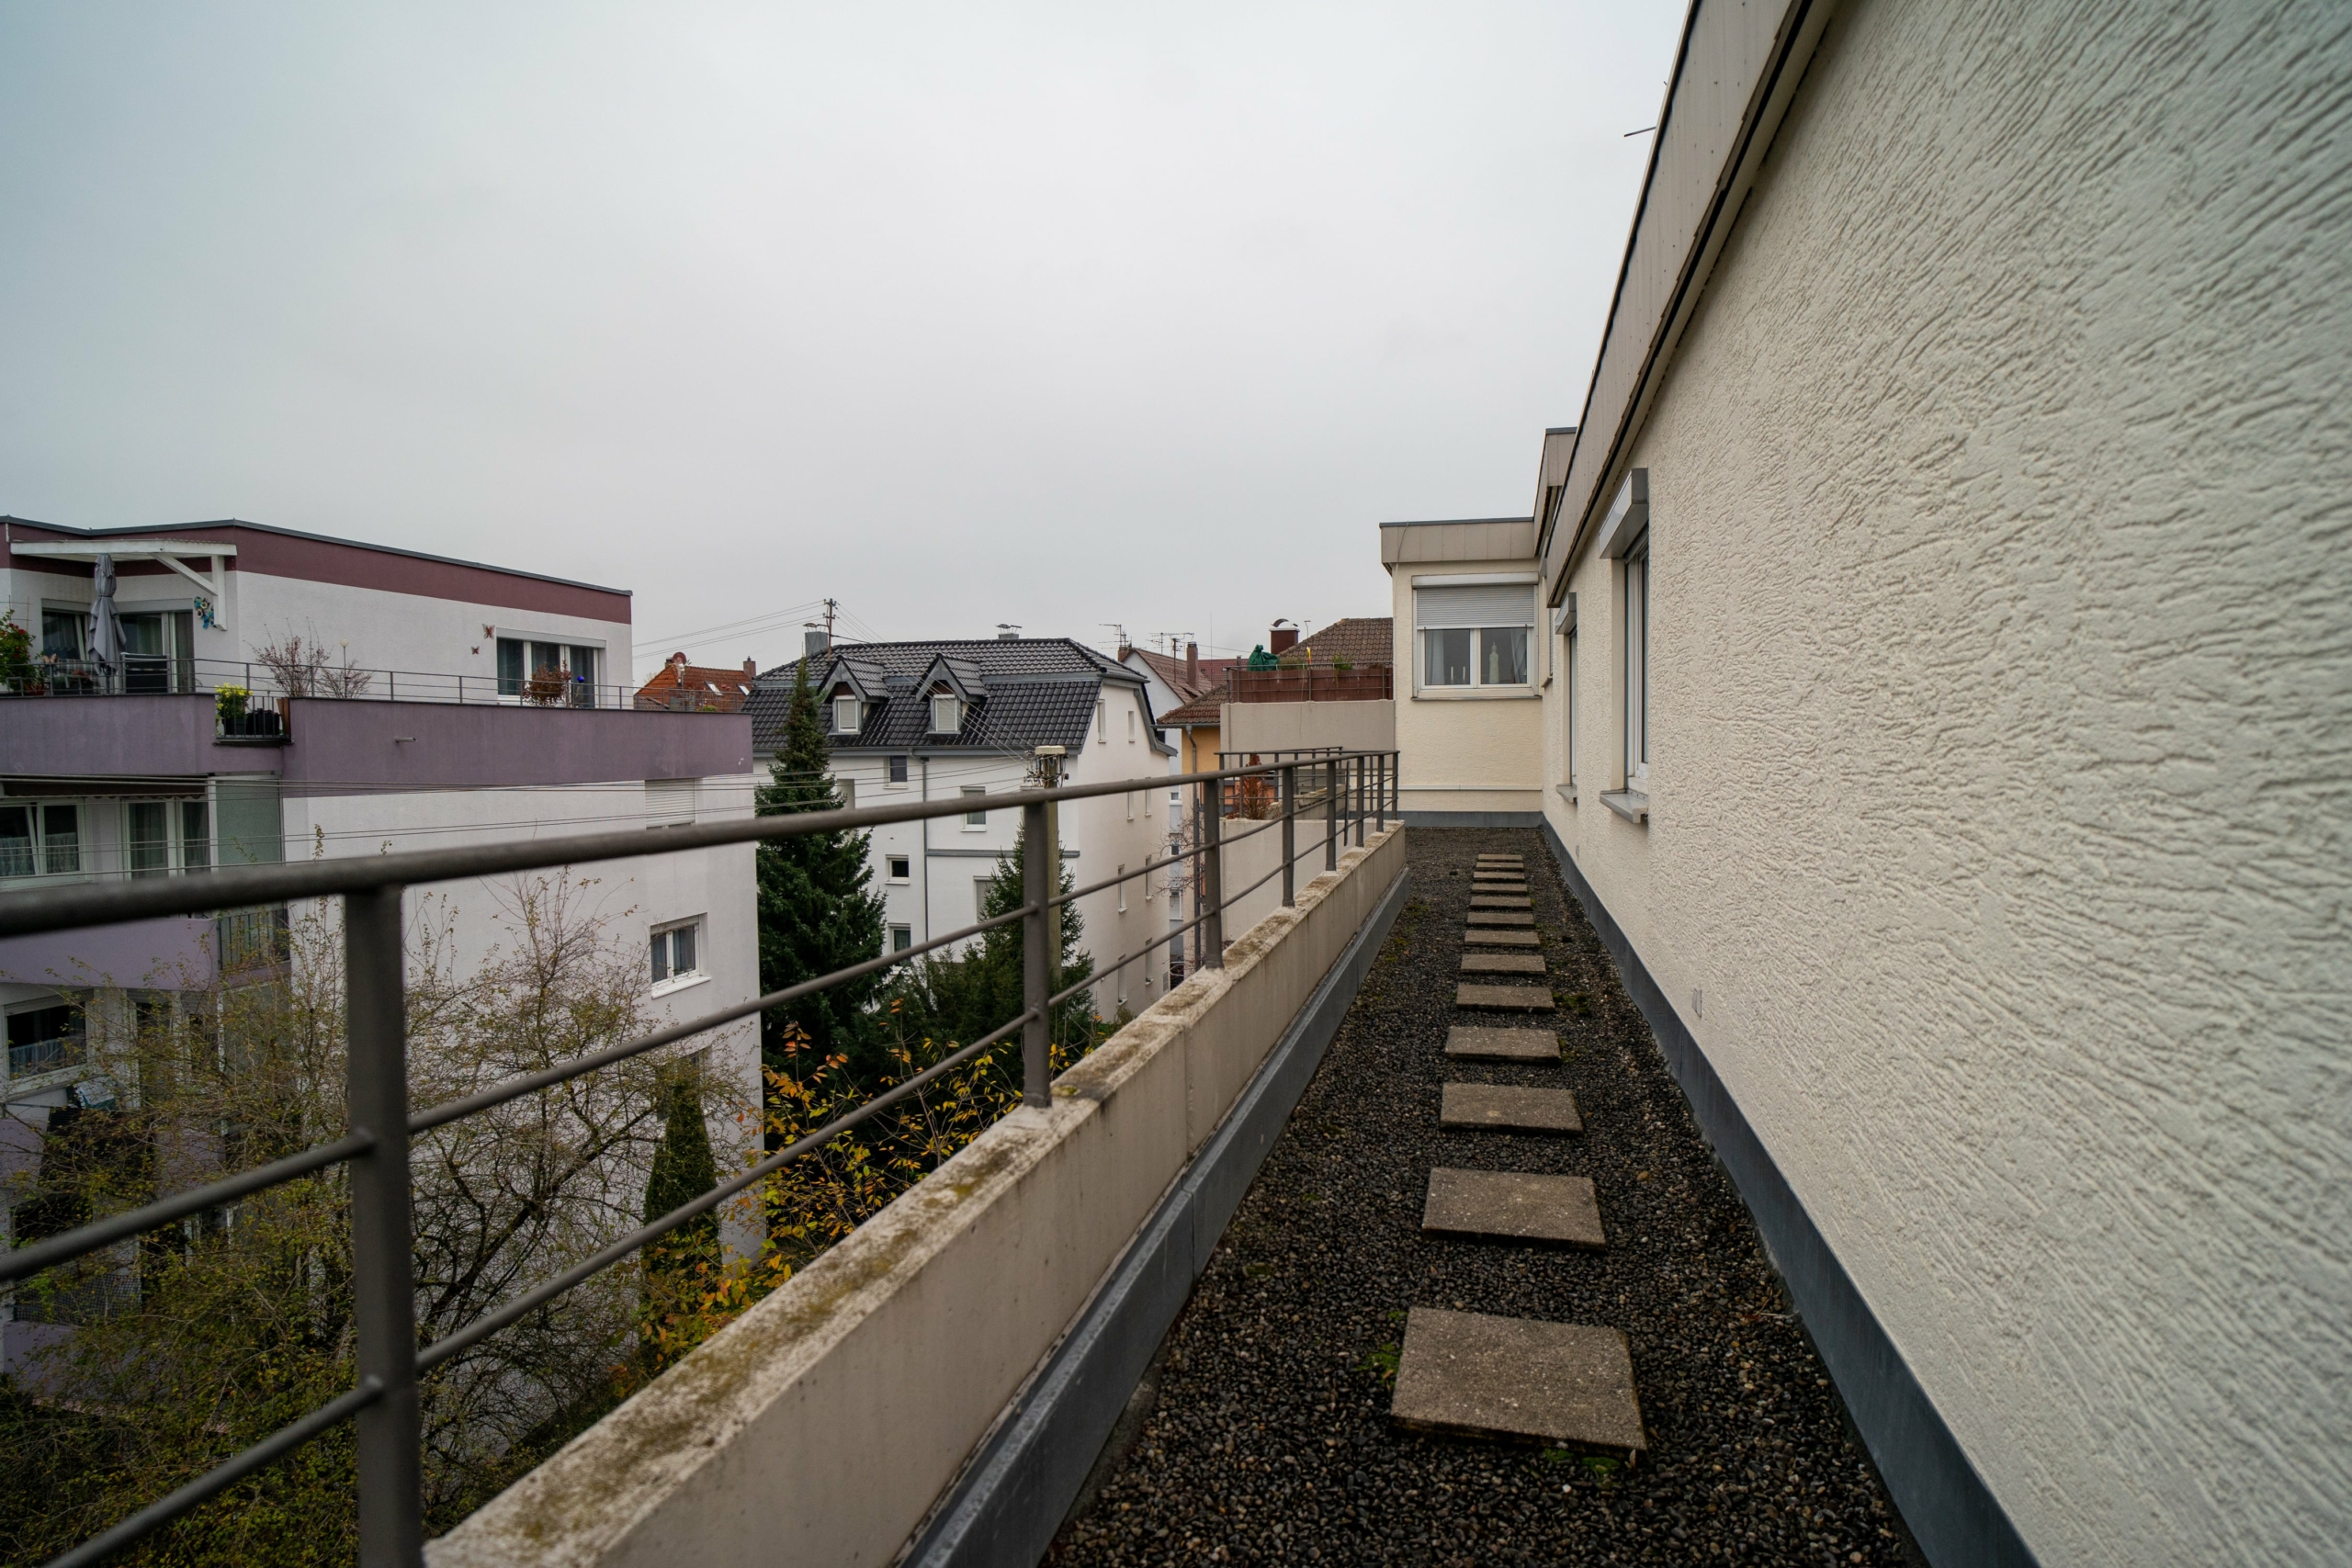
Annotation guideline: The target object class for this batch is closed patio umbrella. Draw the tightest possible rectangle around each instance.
[90,552,124,689]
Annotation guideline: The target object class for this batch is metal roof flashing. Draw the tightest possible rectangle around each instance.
[1540,0,1838,600]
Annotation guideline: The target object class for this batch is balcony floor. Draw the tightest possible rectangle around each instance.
[1049,829,1918,1566]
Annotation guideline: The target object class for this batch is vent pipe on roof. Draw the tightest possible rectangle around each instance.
[998,629,1020,640]
[1186,641,1200,685]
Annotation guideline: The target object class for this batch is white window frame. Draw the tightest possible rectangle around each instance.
[832,694,863,735]
[0,800,85,883]
[649,916,707,995]
[886,854,911,883]
[889,923,912,953]
[1566,629,1577,788]
[931,693,962,734]
[1410,576,1537,695]
[6,995,88,1083]
[1623,543,1649,785]
[975,875,993,921]
[887,754,910,788]
[1096,697,1107,740]
[961,785,988,830]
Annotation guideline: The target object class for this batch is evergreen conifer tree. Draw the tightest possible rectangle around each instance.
[642,1068,719,1252]
[756,660,888,1082]
[883,827,1094,1064]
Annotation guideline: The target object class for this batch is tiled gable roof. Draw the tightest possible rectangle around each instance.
[635,657,754,712]
[1277,617,1393,669]
[1125,647,1238,704]
[747,637,1154,756]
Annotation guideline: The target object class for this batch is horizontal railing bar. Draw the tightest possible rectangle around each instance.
[41,1377,385,1568]
[416,1007,1038,1373]
[0,1132,375,1286]
[1048,842,1190,911]
[0,754,1394,940]
[406,903,1037,1134]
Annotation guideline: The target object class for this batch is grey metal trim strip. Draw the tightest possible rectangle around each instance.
[1539,821,2037,1568]
[901,860,1413,1568]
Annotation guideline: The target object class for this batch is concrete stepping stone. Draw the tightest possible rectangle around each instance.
[1390,1309,1645,1454]
[1476,855,1522,864]
[1422,1168,1605,1247]
[1443,1027,1558,1063]
[1461,953,1546,976]
[1470,895,1532,909]
[1465,910,1534,928]
[1473,877,1528,888]
[1455,984,1555,1011]
[1440,1083,1582,1134]
[1463,929,1539,947]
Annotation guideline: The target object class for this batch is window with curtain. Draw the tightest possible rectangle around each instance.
[1413,582,1535,690]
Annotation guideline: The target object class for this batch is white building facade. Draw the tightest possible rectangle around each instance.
[1,519,760,1373]
[752,639,1181,1013]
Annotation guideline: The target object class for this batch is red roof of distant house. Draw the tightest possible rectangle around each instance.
[1275,617,1393,669]
[1159,693,1224,727]
[1125,646,1238,705]
[636,653,755,713]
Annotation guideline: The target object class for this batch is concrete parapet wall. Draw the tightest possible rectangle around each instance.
[431,826,1406,1568]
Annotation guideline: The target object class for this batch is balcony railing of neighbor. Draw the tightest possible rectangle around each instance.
[1224,664,1394,704]
[0,748,1398,1568]
[0,656,707,716]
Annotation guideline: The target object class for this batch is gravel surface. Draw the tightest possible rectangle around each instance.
[1048,829,1918,1567]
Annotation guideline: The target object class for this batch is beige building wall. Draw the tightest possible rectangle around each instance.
[1384,522,1545,822]
[1540,3,2349,1564]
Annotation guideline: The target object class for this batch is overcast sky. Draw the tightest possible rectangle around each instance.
[0,3,1681,676]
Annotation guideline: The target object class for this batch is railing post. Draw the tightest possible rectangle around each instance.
[1325,757,1339,871]
[1355,755,1368,846]
[1021,798,1053,1109]
[1202,775,1224,967]
[1280,763,1296,907]
[345,885,423,1568]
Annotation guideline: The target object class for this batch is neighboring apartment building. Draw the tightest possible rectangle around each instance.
[0,519,760,1372]
[1385,5,2346,1565]
[1218,617,1396,765]
[748,638,1179,1010]
[1116,640,1233,771]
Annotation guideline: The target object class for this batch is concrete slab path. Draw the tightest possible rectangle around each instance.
[1390,1309,1645,1455]
[1422,1168,1607,1248]
[1443,1026,1559,1062]
[1439,1083,1583,1134]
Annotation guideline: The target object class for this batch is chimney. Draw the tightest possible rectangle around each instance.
[672,651,688,673]
[998,628,1020,640]
[1185,640,1200,686]
[1116,641,1133,663]
[805,628,830,659]
[742,658,757,676]
[1269,624,1297,656]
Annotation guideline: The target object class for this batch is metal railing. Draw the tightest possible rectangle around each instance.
[0,749,1398,1568]
[0,656,718,715]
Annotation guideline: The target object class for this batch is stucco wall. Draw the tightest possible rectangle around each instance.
[1389,555,1545,816]
[1544,3,2351,1562]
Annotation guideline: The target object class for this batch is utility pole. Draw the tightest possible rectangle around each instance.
[822,598,838,645]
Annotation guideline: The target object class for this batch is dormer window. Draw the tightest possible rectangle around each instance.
[832,694,863,734]
[931,694,963,734]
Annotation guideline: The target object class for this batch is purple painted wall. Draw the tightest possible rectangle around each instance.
[281,701,751,789]
[0,696,748,786]
[0,915,217,989]
[0,695,233,778]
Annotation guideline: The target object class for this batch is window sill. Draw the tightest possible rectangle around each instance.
[1411,686,1540,702]
[1556,784,1576,806]
[1599,789,1648,825]
[649,972,711,1000]
[960,824,988,834]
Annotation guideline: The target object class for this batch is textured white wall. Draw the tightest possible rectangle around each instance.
[1544,3,2351,1562]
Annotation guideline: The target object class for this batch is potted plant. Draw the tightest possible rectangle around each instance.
[0,611,36,693]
